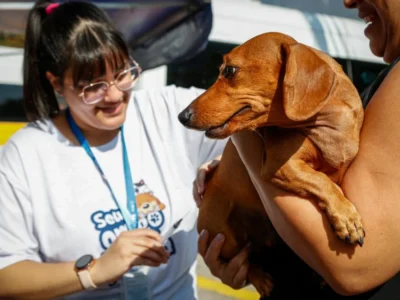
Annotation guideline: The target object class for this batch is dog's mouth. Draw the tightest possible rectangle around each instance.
[205,105,251,138]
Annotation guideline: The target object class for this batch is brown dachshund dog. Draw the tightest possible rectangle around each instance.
[178,32,365,298]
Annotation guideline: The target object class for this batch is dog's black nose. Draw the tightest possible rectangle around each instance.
[178,107,193,126]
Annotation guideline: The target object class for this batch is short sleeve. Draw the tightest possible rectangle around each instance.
[0,141,41,270]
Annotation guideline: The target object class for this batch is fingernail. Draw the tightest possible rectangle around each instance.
[216,233,224,242]
[197,186,202,194]
[200,229,206,237]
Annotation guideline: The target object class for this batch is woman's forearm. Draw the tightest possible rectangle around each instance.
[231,131,399,295]
[253,185,365,295]
[0,260,83,299]
[243,160,358,294]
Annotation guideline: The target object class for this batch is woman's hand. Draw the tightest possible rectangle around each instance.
[193,155,222,206]
[90,228,169,286]
[198,229,250,289]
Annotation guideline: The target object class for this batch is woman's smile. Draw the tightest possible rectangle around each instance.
[97,100,124,116]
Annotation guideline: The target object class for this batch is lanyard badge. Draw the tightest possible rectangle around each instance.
[65,109,138,230]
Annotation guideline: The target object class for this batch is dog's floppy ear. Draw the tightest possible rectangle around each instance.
[282,43,336,121]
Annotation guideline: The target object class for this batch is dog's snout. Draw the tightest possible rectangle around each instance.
[178,107,194,126]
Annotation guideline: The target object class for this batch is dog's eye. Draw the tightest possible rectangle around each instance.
[222,66,237,79]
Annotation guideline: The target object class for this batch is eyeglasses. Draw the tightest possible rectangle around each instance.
[78,59,141,105]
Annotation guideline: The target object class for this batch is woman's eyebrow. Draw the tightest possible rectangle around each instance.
[81,63,128,83]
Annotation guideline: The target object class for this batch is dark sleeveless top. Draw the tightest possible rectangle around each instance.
[322,57,400,300]
[361,57,400,108]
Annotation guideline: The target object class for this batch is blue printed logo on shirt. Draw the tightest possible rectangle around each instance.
[91,180,168,251]
[91,209,127,250]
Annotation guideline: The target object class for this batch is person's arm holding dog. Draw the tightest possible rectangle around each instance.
[230,63,400,295]
[196,51,400,297]
[195,1,400,296]
[227,0,400,294]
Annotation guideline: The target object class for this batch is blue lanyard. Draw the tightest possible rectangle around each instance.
[65,109,138,230]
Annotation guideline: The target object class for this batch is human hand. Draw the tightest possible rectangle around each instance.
[198,229,250,289]
[193,155,222,207]
[90,228,169,286]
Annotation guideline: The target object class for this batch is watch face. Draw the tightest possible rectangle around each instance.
[75,254,93,270]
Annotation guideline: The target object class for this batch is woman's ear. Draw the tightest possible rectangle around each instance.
[45,71,63,96]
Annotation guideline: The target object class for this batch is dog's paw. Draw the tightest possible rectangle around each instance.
[329,201,365,246]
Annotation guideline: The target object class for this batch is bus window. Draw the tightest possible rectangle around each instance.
[351,59,387,94]
[167,41,388,101]
[167,42,359,91]
[0,84,26,122]
[167,41,238,89]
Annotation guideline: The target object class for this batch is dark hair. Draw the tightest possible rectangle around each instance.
[23,0,130,121]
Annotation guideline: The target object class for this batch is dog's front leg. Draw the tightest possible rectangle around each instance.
[270,158,365,246]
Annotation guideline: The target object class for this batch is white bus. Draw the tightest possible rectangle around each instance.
[0,0,387,144]
[164,0,386,92]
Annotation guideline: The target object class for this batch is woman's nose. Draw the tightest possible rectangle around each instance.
[104,83,123,102]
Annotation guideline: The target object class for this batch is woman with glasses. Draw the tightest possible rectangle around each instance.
[0,1,227,299]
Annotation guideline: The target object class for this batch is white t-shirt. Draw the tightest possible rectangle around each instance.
[0,85,227,299]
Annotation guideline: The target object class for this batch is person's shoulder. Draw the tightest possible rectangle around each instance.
[345,59,400,202]
[5,118,54,144]
[0,118,67,185]
[354,60,400,159]
[367,60,400,115]
[1,119,57,159]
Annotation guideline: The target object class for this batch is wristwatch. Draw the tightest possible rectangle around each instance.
[74,254,97,290]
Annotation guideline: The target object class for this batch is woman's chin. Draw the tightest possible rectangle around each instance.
[368,38,386,60]
[366,27,387,60]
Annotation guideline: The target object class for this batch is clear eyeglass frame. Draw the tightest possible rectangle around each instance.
[77,58,142,105]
